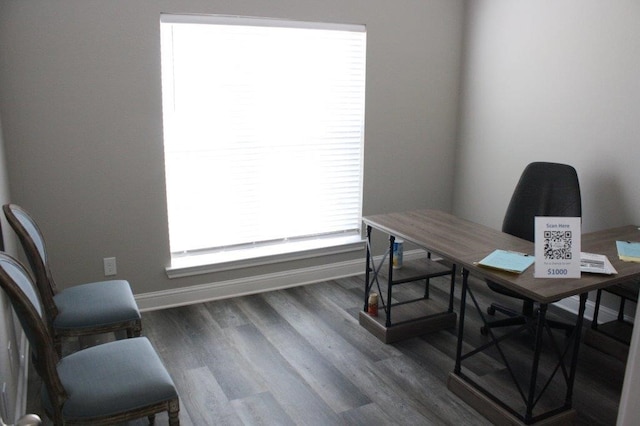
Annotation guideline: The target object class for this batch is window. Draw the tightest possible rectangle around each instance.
[160,14,366,273]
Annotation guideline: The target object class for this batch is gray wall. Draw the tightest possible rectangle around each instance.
[0,0,464,295]
[453,0,640,231]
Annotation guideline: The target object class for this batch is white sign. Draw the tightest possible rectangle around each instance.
[534,216,581,278]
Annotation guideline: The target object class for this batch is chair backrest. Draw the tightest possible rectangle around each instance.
[502,162,582,242]
[2,204,58,321]
[0,253,67,417]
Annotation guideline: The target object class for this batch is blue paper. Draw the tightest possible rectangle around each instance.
[477,249,535,274]
[616,241,640,262]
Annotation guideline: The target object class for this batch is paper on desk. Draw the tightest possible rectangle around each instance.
[580,252,617,275]
[616,241,640,263]
[476,249,534,274]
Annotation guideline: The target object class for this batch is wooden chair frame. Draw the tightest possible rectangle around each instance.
[3,204,141,352]
[0,253,179,425]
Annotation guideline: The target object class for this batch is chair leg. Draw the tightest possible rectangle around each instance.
[148,414,156,425]
[128,320,143,338]
[168,398,180,426]
[54,336,63,356]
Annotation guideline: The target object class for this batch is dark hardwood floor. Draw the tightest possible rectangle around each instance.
[28,272,626,425]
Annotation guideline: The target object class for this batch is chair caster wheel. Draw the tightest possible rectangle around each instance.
[480,326,489,336]
[487,306,496,315]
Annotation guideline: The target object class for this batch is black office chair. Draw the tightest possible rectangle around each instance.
[481,162,581,336]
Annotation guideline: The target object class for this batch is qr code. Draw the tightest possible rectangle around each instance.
[543,230,572,260]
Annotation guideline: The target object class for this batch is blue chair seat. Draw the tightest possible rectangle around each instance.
[53,280,141,331]
[43,337,178,420]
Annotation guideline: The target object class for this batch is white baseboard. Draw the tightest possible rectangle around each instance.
[554,295,628,325]
[136,257,366,311]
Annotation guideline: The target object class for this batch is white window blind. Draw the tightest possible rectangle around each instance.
[160,14,366,256]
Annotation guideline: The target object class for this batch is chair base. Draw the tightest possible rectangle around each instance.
[481,302,573,336]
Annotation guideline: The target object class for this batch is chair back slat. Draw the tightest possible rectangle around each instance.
[0,253,65,407]
[12,208,48,266]
[0,256,43,320]
[3,204,59,321]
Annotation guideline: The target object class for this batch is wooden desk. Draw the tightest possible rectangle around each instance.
[361,210,640,425]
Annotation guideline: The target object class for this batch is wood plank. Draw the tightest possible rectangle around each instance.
[375,353,491,424]
[224,321,342,424]
[234,292,372,414]
[229,392,296,425]
[339,402,396,425]
[178,366,243,425]
[181,303,270,400]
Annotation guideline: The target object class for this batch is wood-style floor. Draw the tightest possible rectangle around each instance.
[28,273,627,425]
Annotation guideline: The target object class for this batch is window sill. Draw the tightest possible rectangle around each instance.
[166,235,366,279]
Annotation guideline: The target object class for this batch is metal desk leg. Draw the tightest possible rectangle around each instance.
[448,264,457,313]
[454,268,469,374]
[525,302,548,422]
[364,225,372,312]
[386,235,395,327]
[591,289,602,330]
[565,293,587,406]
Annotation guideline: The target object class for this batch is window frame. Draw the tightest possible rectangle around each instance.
[160,14,367,276]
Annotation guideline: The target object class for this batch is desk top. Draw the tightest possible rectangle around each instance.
[363,209,640,304]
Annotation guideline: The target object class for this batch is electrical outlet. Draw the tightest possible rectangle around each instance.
[103,257,117,276]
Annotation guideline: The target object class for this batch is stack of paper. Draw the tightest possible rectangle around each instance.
[476,249,534,274]
[616,241,640,263]
[580,252,617,275]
